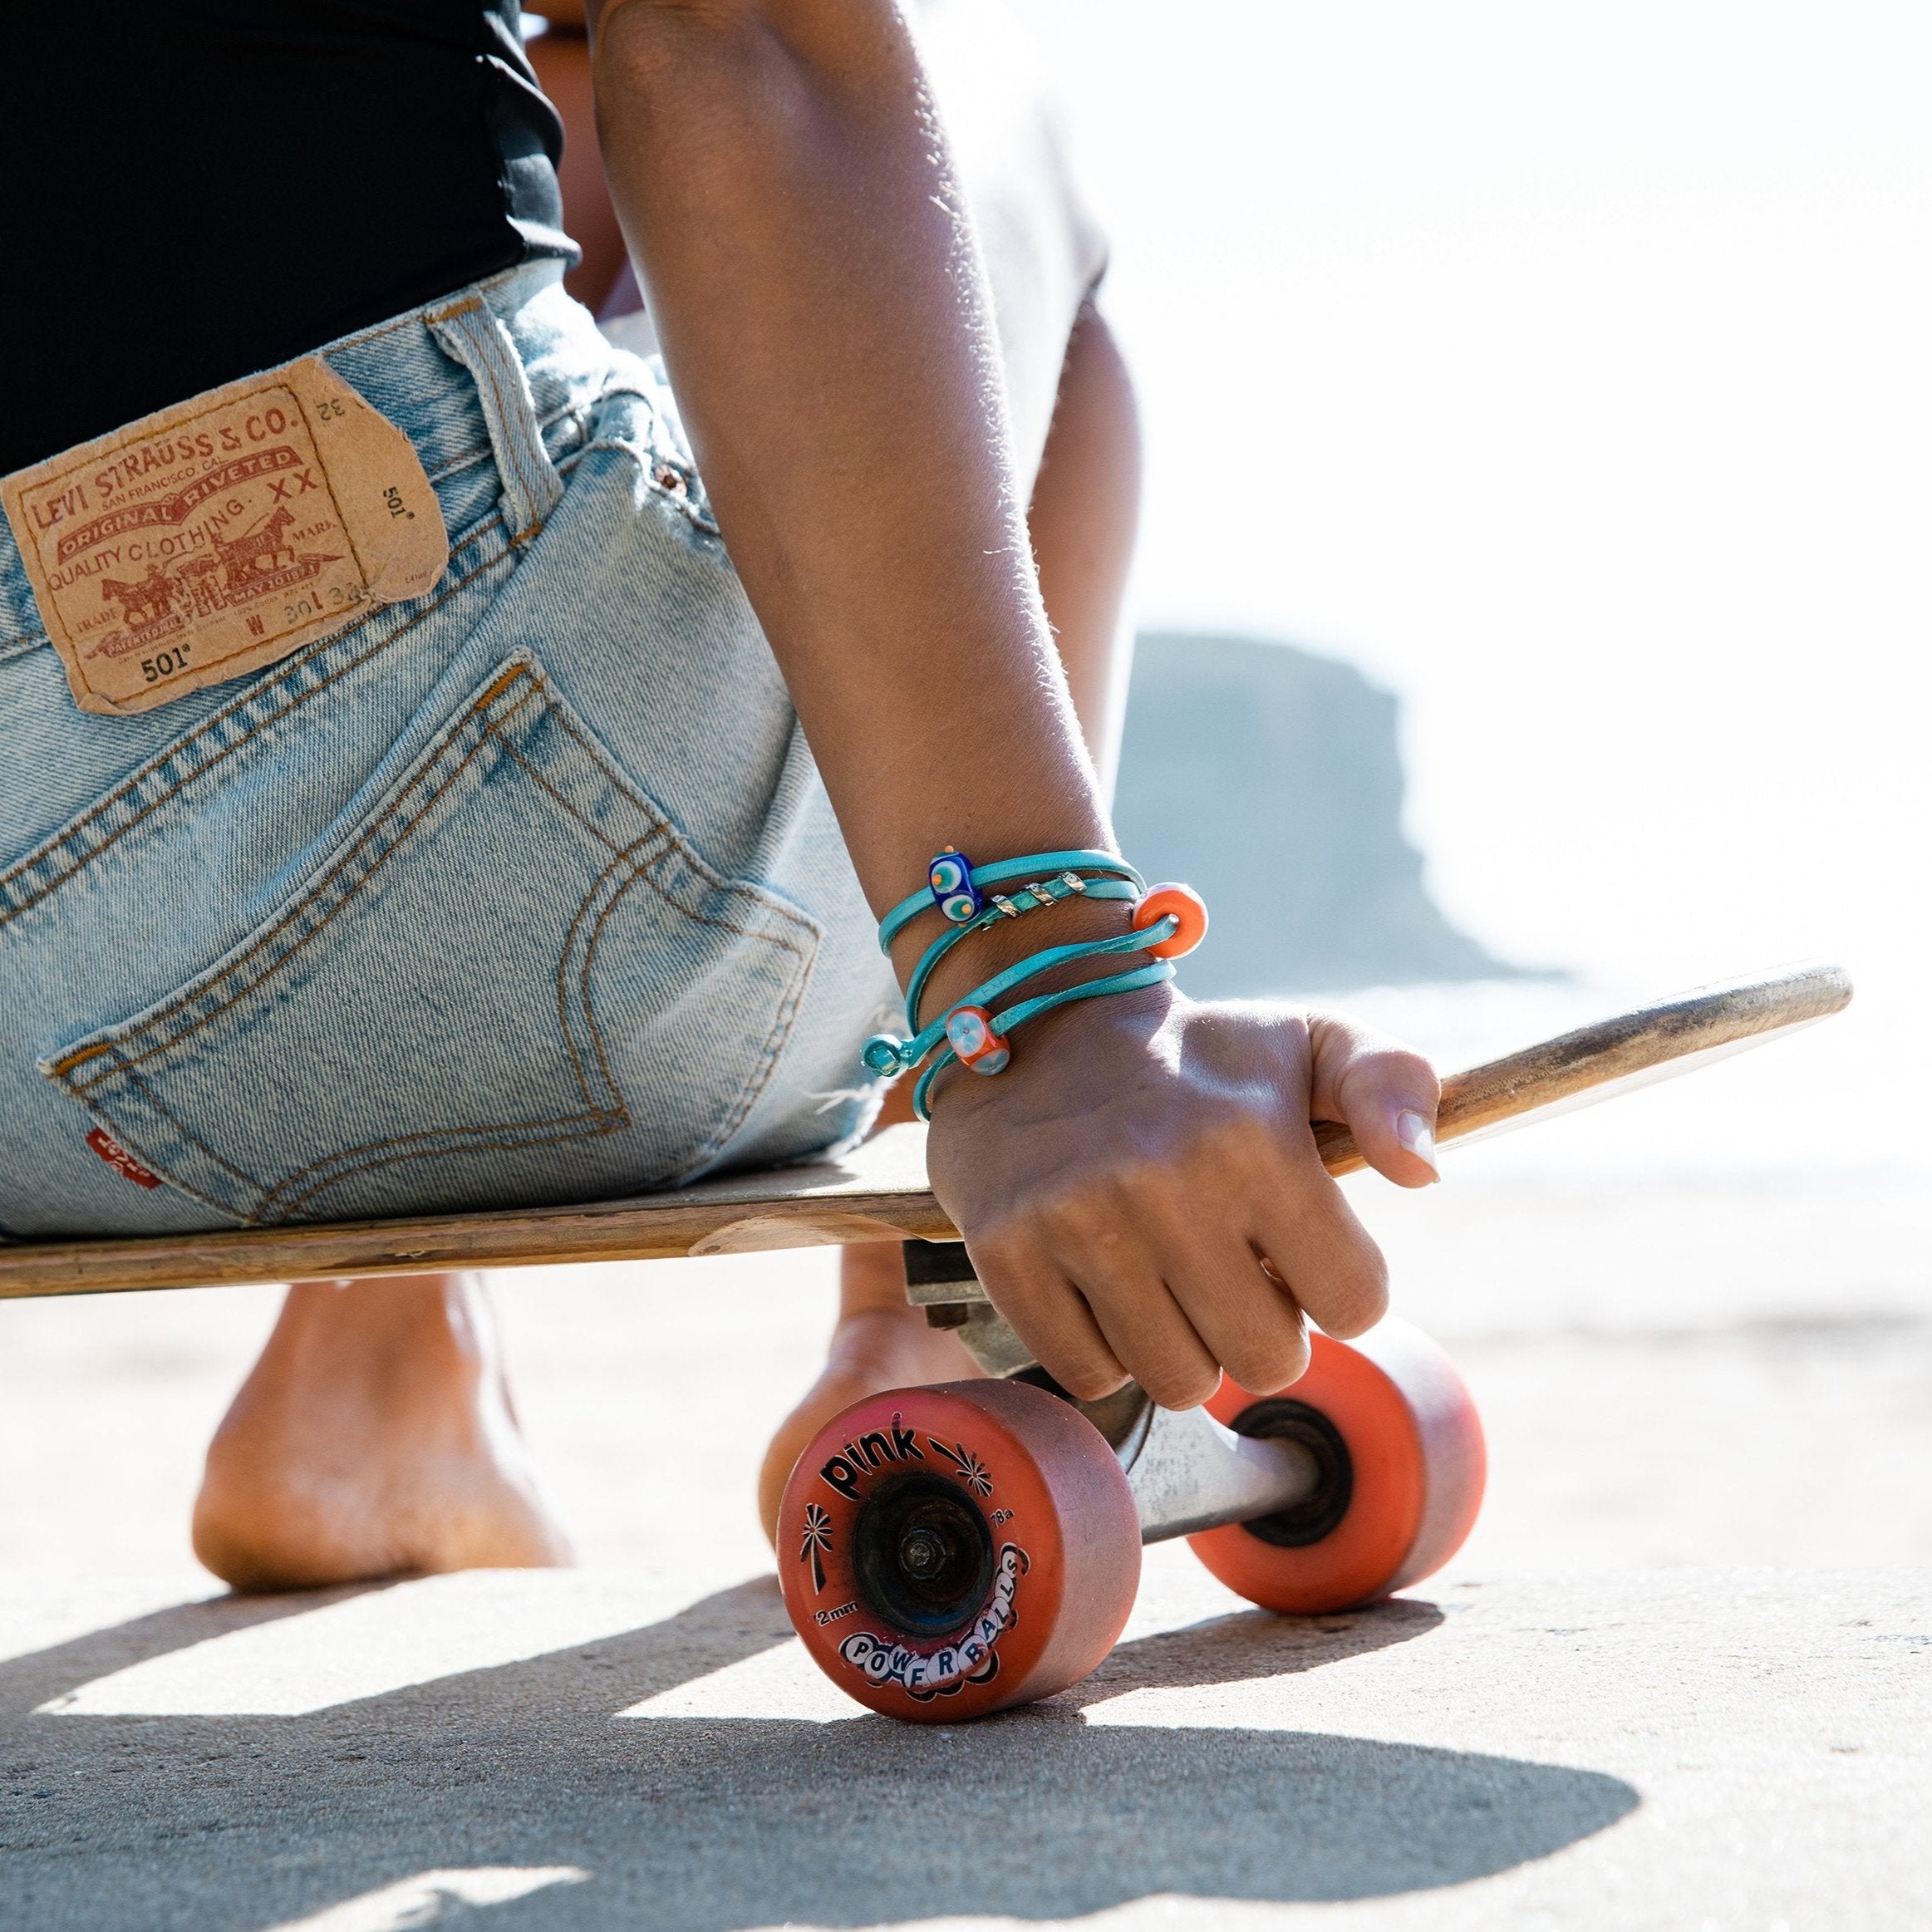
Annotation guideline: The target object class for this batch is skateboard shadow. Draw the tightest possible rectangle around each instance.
[1059,1594,1446,1708]
[0,1581,386,1717]
[0,1580,1638,1932]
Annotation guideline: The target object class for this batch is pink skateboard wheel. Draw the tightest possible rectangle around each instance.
[779,1379,1140,1721]
[1189,1319,1485,1613]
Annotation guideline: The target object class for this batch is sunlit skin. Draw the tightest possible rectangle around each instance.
[192,1274,569,1590]
[192,0,1438,1588]
[755,288,1148,1541]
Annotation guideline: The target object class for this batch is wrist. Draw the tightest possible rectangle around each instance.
[922,975,1178,1128]
[890,888,1138,1025]
[868,847,1206,1118]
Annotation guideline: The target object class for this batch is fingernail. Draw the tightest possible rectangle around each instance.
[1396,1110,1439,1178]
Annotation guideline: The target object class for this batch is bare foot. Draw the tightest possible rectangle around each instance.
[192,1272,573,1592]
[756,1241,983,1546]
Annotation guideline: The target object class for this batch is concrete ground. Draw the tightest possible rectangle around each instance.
[0,1169,1927,1930]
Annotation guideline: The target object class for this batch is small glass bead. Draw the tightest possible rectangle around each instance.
[944,1005,1010,1074]
[928,848,982,923]
[1132,882,1210,959]
[861,1035,907,1075]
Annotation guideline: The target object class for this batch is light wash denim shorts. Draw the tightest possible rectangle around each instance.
[0,262,897,1240]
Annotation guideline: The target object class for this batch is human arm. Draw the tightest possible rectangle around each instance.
[586,0,1440,1404]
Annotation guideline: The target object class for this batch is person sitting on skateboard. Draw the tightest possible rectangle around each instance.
[0,0,1440,1588]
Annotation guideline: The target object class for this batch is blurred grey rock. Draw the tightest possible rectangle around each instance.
[1113,632,1522,996]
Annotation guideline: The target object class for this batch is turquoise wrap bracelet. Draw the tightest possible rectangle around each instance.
[877,848,1142,952]
[862,916,1181,1079]
[910,957,1177,1120]
[902,873,1142,1036]
[863,844,1209,1118]
[861,846,1205,1120]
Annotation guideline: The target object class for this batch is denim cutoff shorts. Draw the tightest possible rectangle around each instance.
[0,262,897,1239]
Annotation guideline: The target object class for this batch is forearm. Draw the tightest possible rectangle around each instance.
[586,8,1433,1413]
[589,0,1110,979]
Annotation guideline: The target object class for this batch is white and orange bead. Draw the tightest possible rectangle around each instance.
[944,1004,1011,1074]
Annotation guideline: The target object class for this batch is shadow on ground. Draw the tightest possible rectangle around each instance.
[0,1580,1638,1932]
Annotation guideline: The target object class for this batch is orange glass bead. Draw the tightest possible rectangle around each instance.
[945,1004,1010,1074]
[1132,882,1208,959]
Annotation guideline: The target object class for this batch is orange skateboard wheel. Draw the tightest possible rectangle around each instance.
[1132,882,1209,958]
[1188,1319,1485,1613]
[779,1378,1140,1722]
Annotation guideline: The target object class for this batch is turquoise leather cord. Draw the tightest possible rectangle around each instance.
[911,958,1177,1119]
[902,876,1141,1035]
[863,916,1178,1079]
[877,849,1142,953]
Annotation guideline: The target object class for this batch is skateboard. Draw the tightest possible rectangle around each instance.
[0,964,1849,1722]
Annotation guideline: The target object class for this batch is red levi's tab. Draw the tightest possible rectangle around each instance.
[86,1127,163,1189]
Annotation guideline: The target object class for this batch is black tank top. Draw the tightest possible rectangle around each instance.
[1,2,574,474]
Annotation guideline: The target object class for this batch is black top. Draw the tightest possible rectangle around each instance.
[1,2,574,474]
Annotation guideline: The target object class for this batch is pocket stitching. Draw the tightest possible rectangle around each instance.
[497,720,818,1172]
[509,695,819,947]
[576,826,814,1181]
[253,817,814,1222]
[0,512,514,931]
[492,730,819,1109]
[58,657,819,1222]
[253,684,819,1217]
[551,824,674,1116]
[259,1115,632,1224]
[494,745,682,1109]
[55,667,548,1085]
[103,1055,269,1191]
[241,830,681,1217]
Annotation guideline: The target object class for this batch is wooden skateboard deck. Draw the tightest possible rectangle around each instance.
[0,964,1848,1300]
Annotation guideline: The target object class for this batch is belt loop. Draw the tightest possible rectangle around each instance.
[425,296,563,543]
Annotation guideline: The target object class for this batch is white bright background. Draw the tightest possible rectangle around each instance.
[1031,0,1931,1178]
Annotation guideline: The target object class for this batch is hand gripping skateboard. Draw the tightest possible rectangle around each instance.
[772,964,1851,1719]
[0,966,1849,1721]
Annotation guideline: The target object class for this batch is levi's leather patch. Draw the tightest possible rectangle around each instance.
[2,358,447,715]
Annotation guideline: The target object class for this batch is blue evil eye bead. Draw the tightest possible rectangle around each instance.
[944,1005,1011,1075]
[861,1035,907,1075]
[928,850,971,894]
[927,848,983,924]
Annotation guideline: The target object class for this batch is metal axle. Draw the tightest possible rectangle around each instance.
[902,1242,1320,1545]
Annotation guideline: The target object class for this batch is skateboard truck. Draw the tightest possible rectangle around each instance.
[902,1238,1324,1542]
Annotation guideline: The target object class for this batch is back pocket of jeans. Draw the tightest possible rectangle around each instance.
[42,654,818,1225]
